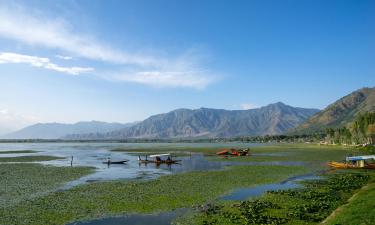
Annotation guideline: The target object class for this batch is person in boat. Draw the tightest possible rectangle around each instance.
[167,156,171,162]
[155,156,161,163]
[107,157,111,164]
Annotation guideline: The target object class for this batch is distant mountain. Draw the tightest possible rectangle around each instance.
[1,121,136,139]
[292,87,375,134]
[68,102,319,139]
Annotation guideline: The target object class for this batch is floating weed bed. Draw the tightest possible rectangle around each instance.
[0,163,94,208]
[0,155,64,162]
[182,172,373,225]
[0,165,307,225]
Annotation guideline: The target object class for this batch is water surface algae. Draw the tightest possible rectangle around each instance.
[0,163,306,225]
[1,144,373,225]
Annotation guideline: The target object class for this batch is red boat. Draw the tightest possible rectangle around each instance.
[216,148,250,156]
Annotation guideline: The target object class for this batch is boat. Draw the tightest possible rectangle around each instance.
[138,153,181,164]
[328,155,375,169]
[328,161,375,169]
[102,160,128,164]
[216,148,250,156]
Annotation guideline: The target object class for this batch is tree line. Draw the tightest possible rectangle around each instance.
[325,112,375,145]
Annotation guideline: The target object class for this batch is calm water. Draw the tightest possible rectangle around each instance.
[220,173,321,201]
[0,142,271,188]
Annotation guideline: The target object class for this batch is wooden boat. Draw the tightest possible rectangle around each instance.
[102,160,128,164]
[138,159,181,164]
[216,148,250,156]
[327,161,375,169]
[138,154,181,164]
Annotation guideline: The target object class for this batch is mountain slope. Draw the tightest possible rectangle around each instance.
[1,121,135,139]
[72,103,319,139]
[293,87,375,134]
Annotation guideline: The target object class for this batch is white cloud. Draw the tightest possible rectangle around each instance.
[0,5,217,89]
[0,108,38,135]
[109,70,216,89]
[0,6,167,67]
[240,103,259,110]
[0,52,93,75]
[56,55,73,60]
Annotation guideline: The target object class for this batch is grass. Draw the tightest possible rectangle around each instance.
[0,164,307,225]
[0,150,38,154]
[181,171,375,225]
[0,155,64,162]
[0,163,94,208]
[324,181,375,225]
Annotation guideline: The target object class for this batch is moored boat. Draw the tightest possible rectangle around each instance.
[328,155,375,169]
[102,159,128,164]
[138,153,181,164]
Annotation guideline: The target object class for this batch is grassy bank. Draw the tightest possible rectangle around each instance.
[324,181,375,225]
[0,163,94,208]
[0,155,64,162]
[180,171,374,225]
[0,164,307,225]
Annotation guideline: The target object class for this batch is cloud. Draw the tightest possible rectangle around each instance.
[56,55,73,60]
[108,70,216,89]
[0,52,93,75]
[240,103,259,110]
[0,108,38,134]
[0,5,167,67]
[0,4,218,89]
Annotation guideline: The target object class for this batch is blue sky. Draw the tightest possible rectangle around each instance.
[0,0,374,133]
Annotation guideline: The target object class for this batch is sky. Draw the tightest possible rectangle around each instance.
[0,0,374,133]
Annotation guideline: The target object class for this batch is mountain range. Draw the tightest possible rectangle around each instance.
[64,102,319,139]
[293,87,375,134]
[3,87,374,139]
[1,121,136,139]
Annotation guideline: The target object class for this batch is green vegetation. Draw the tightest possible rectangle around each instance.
[0,155,64,162]
[0,165,307,225]
[325,112,375,145]
[230,144,356,163]
[324,182,375,225]
[0,163,93,208]
[0,150,38,154]
[181,172,374,225]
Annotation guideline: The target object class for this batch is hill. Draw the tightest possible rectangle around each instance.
[292,87,375,134]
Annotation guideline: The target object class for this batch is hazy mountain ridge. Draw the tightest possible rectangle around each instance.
[2,121,136,139]
[292,87,375,134]
[68,102,319,139]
